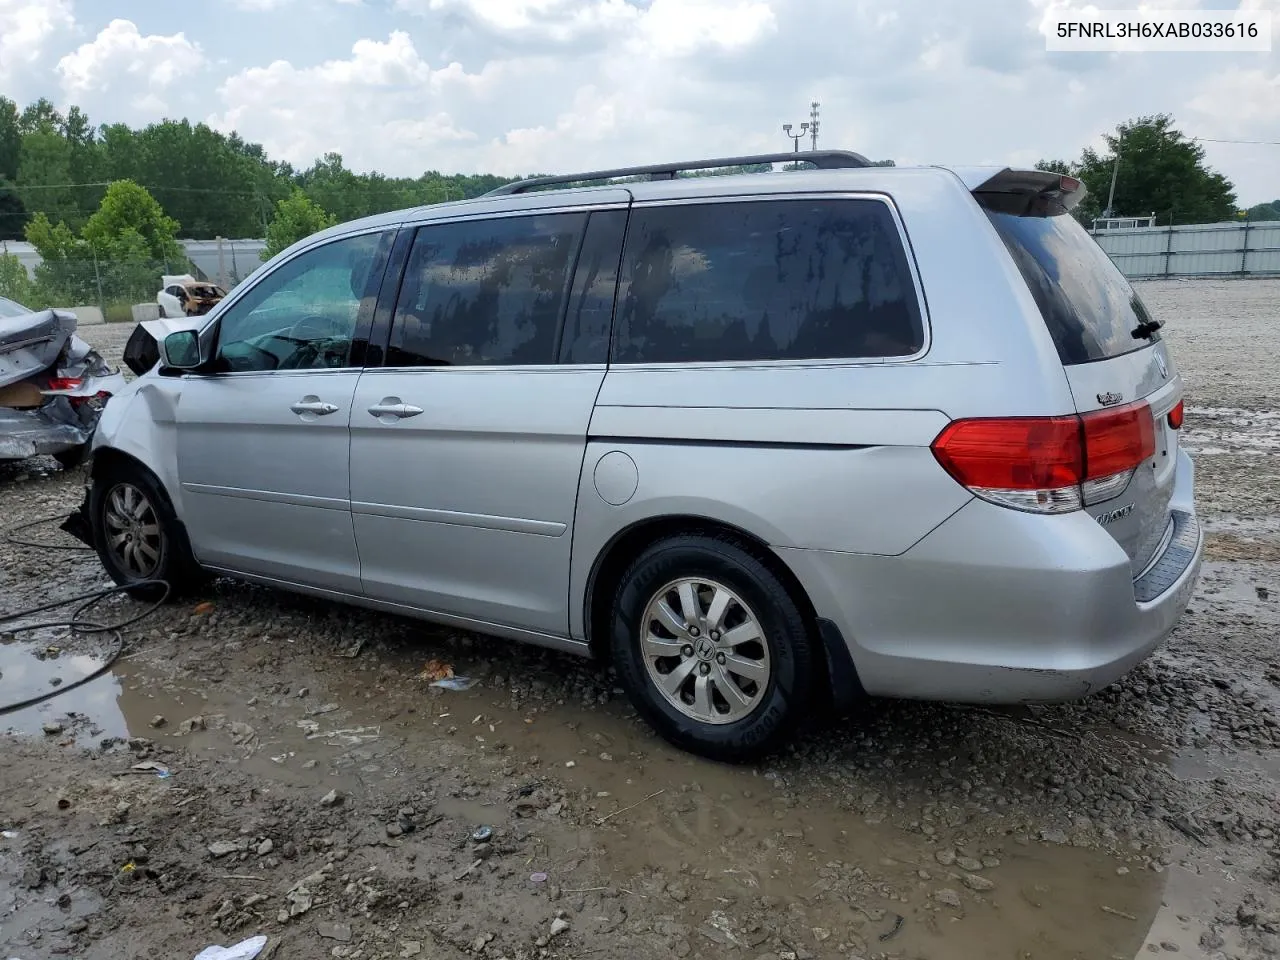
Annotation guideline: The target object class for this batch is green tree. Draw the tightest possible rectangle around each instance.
[1045,115,1236,226]
[24,212,94,306]
[0,182,26,241]
[25,181,186,308]
[299,153,368,223]
[17,130,80,228]
[1244,200,1280,221]
[18,97,63,135]
[263,189,336,260]
[1035,159,1075,175]
[99,119,286,239]
[0,97,21,182]
[0,252,36,305]
[82,180,183,262]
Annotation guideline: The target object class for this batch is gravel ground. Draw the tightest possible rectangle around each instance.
[1,279,1278,960]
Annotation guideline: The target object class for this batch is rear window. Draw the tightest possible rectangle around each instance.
[984,208,1158,365]
[612,198,925,364]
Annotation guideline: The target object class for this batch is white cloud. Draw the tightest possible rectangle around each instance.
[0,0,74,84]
[231,0,362,8]
[5,0,1277,206]
[211,32,487,171]
[401,0,774,52]
[409,0,640,42]
[57,19,206,110]
[629,0,775,57]
[1188,67,1280,131]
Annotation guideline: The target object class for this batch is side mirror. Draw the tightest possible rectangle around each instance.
[160,330,202,370]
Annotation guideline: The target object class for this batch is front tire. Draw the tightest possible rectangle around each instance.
[90,461,203,600]
[611,533,816,762]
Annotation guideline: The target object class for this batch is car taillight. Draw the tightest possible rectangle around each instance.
[931,401,1156,514]
[46,376,84,391]
[1167,400,1184,430]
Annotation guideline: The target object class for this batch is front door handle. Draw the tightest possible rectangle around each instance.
[368,397,425,421]
[291,396,340,417]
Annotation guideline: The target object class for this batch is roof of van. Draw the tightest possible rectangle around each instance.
[293,162,1014,253]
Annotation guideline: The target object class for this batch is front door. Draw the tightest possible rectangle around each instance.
[176,228,393,593]
[350,208,628,636]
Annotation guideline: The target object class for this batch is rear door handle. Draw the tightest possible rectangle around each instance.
[291,396,340,416]
[368,397,424,421]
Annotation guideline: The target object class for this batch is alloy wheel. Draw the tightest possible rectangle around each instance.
[640,577,771,725]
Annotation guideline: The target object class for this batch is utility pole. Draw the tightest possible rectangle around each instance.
[782,122,809,153]
[1104,129,1123,219]
[809,101,820,151]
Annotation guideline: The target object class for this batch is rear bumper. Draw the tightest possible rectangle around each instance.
[0,404,88,461]
[779,449,1204,703]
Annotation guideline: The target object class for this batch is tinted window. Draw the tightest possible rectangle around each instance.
[612,199,924,365]
[561,209,628,364]
[984,209,1157,365]
[388,213,585,367]
[214,231,388,373]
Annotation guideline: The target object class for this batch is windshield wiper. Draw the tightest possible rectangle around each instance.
[1131,319,1163,340]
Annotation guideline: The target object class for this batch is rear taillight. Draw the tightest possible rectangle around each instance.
[931,401,1157,514]
[46,376,84,391]
[1167,400,1184,430]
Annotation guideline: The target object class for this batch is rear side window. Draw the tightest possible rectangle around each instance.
[984,208,1158,365]
[387,212,586,367]
[612,199,924,364]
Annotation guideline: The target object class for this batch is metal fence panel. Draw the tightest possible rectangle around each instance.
[1094,220,1280,278]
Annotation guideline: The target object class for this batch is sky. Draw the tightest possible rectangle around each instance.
[1,0,1277,206]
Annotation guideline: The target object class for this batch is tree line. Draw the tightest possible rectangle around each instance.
[0,96,514,243]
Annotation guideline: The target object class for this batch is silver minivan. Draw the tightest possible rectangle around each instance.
[77,151,1203,760]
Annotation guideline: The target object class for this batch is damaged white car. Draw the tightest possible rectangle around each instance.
[0,299,127,468]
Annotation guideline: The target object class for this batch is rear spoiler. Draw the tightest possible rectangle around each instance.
[972,168,1086,217]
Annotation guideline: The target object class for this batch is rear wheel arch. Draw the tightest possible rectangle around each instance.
[586,515,818,655]
[586,514,865,716]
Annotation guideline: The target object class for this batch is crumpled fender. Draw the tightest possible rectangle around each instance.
[90,373,186,511]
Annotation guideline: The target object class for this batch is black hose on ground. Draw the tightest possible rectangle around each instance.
[5,513,96,551]
[1,514,170,717]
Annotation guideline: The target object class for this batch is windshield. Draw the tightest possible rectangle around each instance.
[984,209,1158,365]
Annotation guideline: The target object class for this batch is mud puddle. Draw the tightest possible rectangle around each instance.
[0,625,209,745]
[1183,406,1280,458]
[6,636,1189,959]
[1195,561,1278,609]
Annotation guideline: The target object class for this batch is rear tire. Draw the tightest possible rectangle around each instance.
[610,533,816,762]
[89,461,204,600]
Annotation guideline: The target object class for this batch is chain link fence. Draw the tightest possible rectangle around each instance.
[0,239,267,323]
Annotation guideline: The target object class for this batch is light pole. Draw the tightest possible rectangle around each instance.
[782,122,809,153]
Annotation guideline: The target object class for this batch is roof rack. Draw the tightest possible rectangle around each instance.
[485,150,874,196]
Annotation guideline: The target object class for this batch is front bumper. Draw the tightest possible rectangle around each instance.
[779,449,1204,704]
